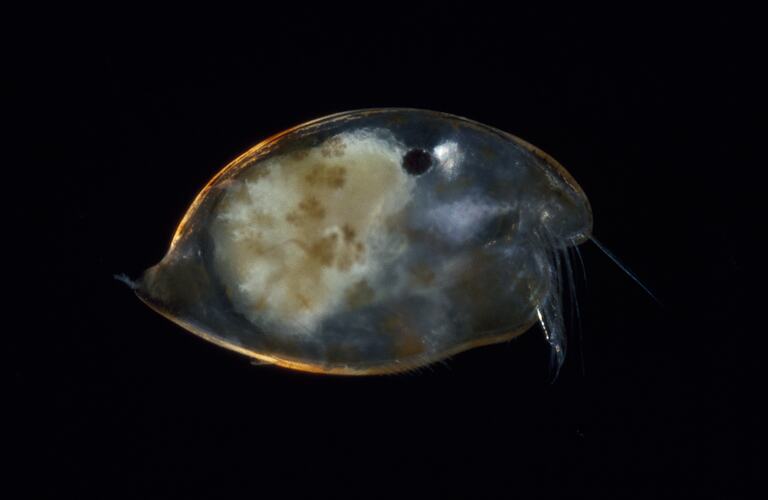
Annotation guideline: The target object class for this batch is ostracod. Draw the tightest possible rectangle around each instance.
[128,109,593,374]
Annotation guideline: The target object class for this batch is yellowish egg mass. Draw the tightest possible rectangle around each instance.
[210,132,415,333]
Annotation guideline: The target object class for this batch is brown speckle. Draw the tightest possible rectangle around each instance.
[252,212,275,228]
[351,242,365,264]
[253,296,268,311]
[305,164,347,189]
[299,196,326,218]
[342,224,356,242]
[320,136,347,158]
[245,239,267,255]
[296,292,313,310]
[286,196,326,224]
[290,149,310,161]
[246,166,271,182]
[335,229,364,271]
[308,234,338,267]
[345,280,375,309]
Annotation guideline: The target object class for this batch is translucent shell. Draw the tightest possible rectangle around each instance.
[135,109,592,374]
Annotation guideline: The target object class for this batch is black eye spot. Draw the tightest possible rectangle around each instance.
[402,149,433,176]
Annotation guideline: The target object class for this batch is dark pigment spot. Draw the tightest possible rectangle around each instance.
[402,149,433,176]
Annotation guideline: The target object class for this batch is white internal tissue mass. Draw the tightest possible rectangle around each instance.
[209,131,415,334]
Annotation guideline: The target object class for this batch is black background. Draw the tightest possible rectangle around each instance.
[12,5,761,498]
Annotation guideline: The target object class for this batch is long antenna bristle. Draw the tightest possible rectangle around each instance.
[589,236,661,305]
